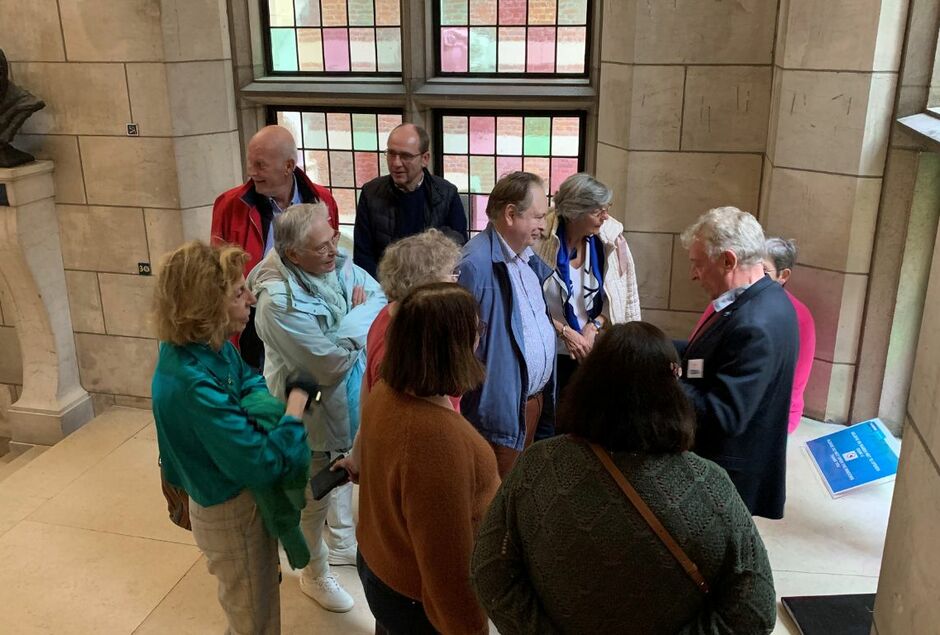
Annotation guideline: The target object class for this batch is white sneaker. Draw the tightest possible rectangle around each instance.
[328,544,357,566]
[299,573,354,613]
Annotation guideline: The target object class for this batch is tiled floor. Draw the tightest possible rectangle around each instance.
[0,409,894,634]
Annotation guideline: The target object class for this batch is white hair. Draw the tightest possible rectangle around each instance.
[553,173,612,220]
[274,202,330,258]
[680,206,765,266]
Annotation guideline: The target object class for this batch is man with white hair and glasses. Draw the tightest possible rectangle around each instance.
[676,207,798,520]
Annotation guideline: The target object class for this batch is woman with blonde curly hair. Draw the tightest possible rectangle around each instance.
[333,228,461,484]
[151,240,313,633]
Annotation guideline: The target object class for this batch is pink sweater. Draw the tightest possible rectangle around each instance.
[786,290,815,433]
[689,288,815,434]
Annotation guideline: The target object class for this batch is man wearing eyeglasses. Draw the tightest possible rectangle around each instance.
[353,123,468,277]
[249,202,386,614]
[212,124,339,369]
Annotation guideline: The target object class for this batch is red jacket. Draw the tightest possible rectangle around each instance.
[211,168,339,275]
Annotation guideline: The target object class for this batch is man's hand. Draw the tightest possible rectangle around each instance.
[351,285,366,307]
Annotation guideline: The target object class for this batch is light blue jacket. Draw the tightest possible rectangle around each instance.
[248,249,386,451]
[457,224,556,450]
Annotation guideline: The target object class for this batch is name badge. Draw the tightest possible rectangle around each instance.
[687,359,704,379]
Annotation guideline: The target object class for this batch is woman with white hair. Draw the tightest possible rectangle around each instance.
[534,172,641,392]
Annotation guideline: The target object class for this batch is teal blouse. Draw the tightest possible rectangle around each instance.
[152,340,308,507]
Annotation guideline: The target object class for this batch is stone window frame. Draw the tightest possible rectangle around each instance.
[897,26,940,151]
[232,0,601,175]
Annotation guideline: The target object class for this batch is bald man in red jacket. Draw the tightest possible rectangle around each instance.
[212,124,338,368]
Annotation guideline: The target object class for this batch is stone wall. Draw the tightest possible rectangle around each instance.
[1,0,240,413]
[597,0,912,424]
[596,0,776,343]
[872,181,940,631]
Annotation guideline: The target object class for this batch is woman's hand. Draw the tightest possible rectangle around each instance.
[351,285,366,308]
[285,388,309,419]
[332,453,360,484]
[582,323,599,350]
[562,328,591,361]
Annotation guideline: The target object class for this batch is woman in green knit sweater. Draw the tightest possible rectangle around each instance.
[471,322,777,634]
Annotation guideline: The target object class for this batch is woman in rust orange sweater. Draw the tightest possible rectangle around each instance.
[357,282,499,635]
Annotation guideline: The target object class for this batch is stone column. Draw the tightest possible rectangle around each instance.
[0,161,94,445]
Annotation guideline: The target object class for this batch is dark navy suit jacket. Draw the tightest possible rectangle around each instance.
[676,276,799,519]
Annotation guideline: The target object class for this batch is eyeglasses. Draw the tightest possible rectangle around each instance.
[589,205,611,217]
[300,231,340,257]
[385,149,423,162]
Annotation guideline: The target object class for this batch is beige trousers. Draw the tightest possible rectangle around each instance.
[189,489,280,635]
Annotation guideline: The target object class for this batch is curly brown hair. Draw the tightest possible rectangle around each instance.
[153,241,248,350]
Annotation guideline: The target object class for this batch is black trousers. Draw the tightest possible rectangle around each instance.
[555,353,579,401]
[357,551,438,635]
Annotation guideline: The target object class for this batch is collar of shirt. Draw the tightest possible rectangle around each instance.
[711,282,753,313]
[494,227,534,264]
[269,175,302,213]
[393,174,424,193]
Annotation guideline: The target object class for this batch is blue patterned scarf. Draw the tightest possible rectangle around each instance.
[554,218,605,333]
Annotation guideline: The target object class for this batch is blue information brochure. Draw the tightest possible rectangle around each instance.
[805,419,901,498]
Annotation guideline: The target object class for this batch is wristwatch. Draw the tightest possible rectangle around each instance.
[590,318,603,330]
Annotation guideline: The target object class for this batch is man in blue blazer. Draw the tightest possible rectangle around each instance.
[458,171,556,479]
[676,207,799,519]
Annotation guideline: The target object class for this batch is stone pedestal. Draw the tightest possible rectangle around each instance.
[0,161,94,445]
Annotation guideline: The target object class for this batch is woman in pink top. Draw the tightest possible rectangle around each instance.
[763,237,816,433]
[337,228,462,482]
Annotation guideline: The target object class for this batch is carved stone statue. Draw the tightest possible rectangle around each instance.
[0,48,46,168]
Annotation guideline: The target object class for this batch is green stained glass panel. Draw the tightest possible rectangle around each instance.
[352,114,378,150]
[469,155,495,194]
[441,0,469,26]
[469,27,496,72]
[302,112,328,149]
[268,0,295,26]
[271,28,298,71]
[523,117,551,156]
[348,0,375,26]
[376,28,402,72]
[558,0,588,25]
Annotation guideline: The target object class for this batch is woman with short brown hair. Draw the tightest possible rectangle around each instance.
[356,282,499,635]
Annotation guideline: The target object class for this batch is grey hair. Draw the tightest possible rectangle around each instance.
[274,202,329,259]
[553,173,612,220]
[765,237,799,272]
[680,206,765,266]
[378,228,461,302]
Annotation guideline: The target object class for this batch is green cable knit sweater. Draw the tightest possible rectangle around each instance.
[471,436,776,634]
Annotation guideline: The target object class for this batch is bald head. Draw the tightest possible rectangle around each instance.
[249,125,297,162]
[246,125,297,204]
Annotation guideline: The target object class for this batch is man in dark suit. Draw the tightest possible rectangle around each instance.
[675,207,798,519]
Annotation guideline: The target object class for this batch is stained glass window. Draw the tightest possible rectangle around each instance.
[265,0,403,74]
[436,0,589,76]
[437,112,584,231]
[273,108,404,231]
